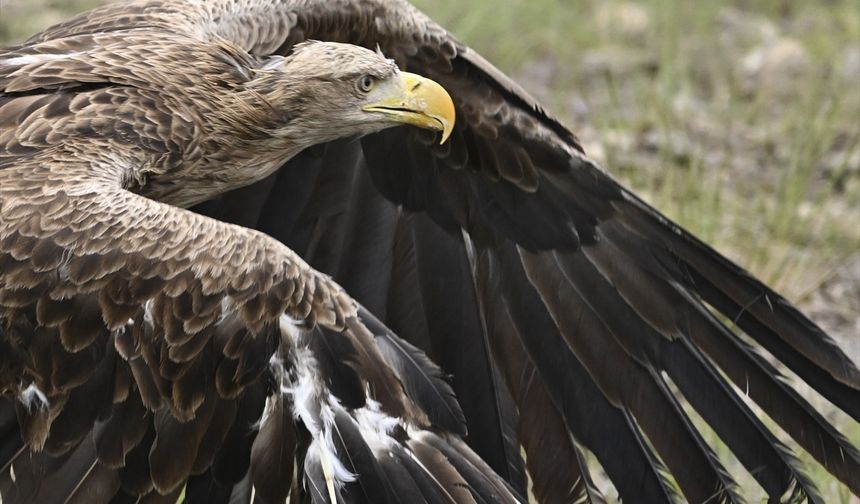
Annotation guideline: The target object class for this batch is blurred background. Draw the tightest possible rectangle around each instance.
[1,0,858,501]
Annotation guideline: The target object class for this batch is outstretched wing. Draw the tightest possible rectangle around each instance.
[183,0,859,502]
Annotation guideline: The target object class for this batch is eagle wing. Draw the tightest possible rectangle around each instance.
[194,1,860,502]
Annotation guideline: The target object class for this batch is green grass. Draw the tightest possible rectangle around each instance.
[2,0,859,501]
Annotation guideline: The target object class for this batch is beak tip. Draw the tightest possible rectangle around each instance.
[440,126,453,144]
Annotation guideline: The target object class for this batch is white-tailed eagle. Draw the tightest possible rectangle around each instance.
[0,1,857,503]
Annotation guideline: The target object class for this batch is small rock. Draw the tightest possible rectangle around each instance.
[741,37,811,96]
[594,3,651,40]
[581,139,607,165]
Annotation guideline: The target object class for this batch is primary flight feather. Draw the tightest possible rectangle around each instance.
[0,1,857,503]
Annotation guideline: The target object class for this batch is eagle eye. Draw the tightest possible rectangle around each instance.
[357,74,375,93]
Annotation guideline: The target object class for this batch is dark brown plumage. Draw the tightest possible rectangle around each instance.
[0,1,857,503]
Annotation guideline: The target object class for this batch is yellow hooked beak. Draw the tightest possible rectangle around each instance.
[363,72,455,144]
